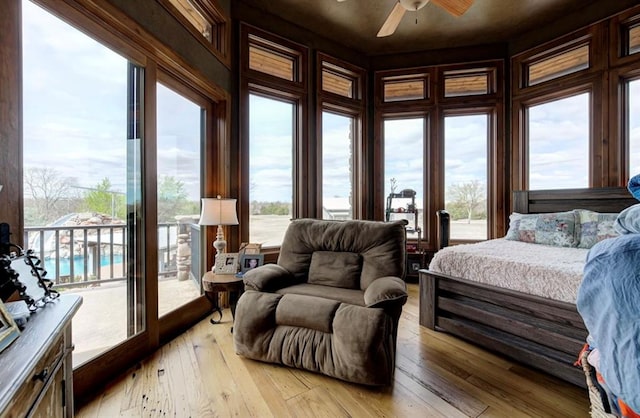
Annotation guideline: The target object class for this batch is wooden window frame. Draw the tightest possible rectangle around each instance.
[316,53,366,220]
[17,0,230,406]
[374,61,505,248]
[240,24,308,251]
[442,67,496,98]
[157,0,230,68]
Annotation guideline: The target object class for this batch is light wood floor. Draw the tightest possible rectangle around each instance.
[76,283,590,417]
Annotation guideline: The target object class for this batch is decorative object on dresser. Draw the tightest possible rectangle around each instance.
[0,299,20,354]
[420,187,637,388]
[0,294,82,417]
[0,245,59,311]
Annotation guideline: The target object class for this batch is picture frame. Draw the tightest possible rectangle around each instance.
[240,254,264,273]
[0,299,20,354]
[239,242,262,255]
[214,253,239,275]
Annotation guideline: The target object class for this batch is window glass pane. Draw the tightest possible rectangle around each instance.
[249,94,293,246]
[528,44,589,86]
[249,45,294,81]
[528,93,590,190]
[322,112,353,220]
[384,118,424,239]
[22,0,145,367]
[322,70,353,98]
[444,74,488,97]
[384,79,425,102]
[630,25,640,55]
[156,83,202,317]
[167,0,213,42]
[628,79,640,175]
[444,115,488,241]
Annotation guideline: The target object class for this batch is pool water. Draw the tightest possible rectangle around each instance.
[44,254,123,276]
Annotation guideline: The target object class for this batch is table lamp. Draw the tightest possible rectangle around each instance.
[198,196,239,258]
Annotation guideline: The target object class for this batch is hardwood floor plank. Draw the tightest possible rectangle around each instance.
[77,283,590,418]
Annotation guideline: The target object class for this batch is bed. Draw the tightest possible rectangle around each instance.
[419,187,637,388]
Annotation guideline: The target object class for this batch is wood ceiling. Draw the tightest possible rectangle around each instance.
[237,0,617,55]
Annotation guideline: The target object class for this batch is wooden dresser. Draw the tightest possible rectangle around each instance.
[0,294,82,417]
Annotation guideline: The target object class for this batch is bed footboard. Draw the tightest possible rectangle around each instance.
[419,269,588,388]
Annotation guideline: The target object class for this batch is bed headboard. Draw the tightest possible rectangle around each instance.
[513,187,637,214]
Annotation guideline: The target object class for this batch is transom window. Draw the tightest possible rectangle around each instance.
[526,43,590,86]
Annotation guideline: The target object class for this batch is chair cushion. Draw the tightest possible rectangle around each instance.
[275,283,365,306]
[308,251,361,289]
[275,294,340,333]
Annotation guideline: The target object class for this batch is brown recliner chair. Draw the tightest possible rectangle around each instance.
[233,218,408,385]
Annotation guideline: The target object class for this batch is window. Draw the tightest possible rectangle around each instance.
[382,74,428,102]
[526,44,590,86]
[628,79,640,175]
[628,24,640,55]
[248,35,301,82]
[248,94,293,246]
[383,118,424,238]
[322,111,354,220]
[159,0,229,64]
[322,70,353,98]
[156,81,204,317]
[527,93,590,190]
[22,0,145,366]
[444,70,492,97]
[444,114,488,240]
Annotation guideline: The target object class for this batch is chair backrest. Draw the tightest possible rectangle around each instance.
[277,219,407,289]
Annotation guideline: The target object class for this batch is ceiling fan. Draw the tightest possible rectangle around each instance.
[338,0,474,38]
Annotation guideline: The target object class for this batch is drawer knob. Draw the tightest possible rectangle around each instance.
[33,368,49,382]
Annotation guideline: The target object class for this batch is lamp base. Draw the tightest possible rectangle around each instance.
[213,224,227,257]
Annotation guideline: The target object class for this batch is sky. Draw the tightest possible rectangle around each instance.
[21,0,640,212]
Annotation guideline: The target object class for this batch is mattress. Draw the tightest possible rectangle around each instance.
[428,238,589,303]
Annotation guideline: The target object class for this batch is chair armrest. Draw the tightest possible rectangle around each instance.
[243,264,297,292]
[437,209,450,249]
[364,276,408,309]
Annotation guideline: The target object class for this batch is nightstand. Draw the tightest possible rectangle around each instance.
[202,271,244,327]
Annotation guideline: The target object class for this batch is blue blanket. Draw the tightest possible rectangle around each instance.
[577,234,640,412]
[628,174,640,201]
[615,203,640,234]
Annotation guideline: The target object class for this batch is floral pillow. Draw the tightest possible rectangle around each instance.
[575,209,619,249]
[505,211,578,247]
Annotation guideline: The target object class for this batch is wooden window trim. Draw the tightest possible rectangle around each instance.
[157,0,230,68]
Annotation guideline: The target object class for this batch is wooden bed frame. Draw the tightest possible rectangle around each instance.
[419,187,637,388]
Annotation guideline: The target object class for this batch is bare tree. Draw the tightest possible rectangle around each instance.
[447,180,485,223]
[24,167,77,224]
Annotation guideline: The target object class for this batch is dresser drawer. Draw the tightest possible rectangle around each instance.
[4,335,65,418]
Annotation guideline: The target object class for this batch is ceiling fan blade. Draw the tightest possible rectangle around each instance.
[377,2,406,38]
[431,0,473,17]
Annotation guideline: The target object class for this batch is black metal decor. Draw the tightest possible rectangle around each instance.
[0,244,59,311]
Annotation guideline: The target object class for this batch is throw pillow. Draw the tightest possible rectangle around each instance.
[505,211,578,247]
[308,251,362,289]
[575,209,619,249]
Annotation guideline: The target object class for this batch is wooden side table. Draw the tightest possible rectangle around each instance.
[202,271,244,327]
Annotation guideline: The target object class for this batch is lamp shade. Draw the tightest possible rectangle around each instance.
[199,196,239,226]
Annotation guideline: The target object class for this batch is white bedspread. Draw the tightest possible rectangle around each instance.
[428,238,589,303]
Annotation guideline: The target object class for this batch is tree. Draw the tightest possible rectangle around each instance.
[157,176,190,223]
[24,167,78,225]
[83,178,126,219]
[447,180,486,223]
